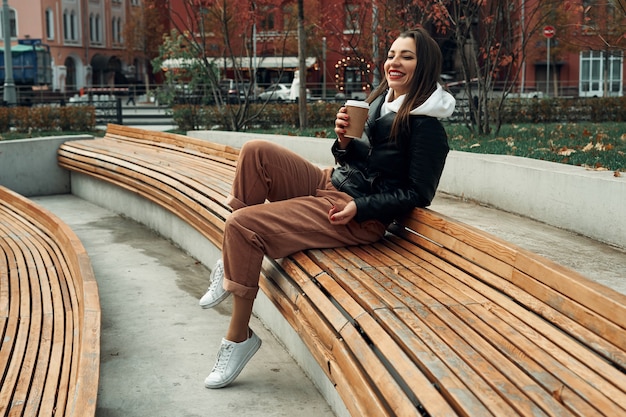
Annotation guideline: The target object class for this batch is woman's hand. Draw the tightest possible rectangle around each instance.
[334,107,352,149]
[328,201,357,225]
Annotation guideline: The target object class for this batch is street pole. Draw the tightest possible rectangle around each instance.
[322,37,326,100]
[2,0,16,105]
[252,22,257,98]
[372,2,380,87]
[546,37,550,97]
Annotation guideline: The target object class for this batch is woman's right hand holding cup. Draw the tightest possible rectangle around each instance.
[334,107,352,149]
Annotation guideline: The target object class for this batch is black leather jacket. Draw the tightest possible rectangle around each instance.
[330,94,449,224]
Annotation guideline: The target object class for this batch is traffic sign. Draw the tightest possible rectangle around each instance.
[543,26,555,38]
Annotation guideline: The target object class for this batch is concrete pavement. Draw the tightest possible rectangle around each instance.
[33,189,626,417]
[34,194,338,417]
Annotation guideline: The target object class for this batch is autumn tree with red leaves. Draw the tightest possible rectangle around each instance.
[153,0,319,131]
[400,0,561,134]
[123,0,167,98]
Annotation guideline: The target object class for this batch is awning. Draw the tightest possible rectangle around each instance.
[162,56,316,70]
[251,56,316,69]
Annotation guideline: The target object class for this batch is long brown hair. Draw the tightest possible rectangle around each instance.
[366,27,443,140]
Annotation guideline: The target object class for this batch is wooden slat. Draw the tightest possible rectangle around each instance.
[403,209,626,338]
[0,186,100,417]
[392,215,626,368]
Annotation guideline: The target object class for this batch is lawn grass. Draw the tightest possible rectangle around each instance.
[252,122,626,172]
[444,122,626,172]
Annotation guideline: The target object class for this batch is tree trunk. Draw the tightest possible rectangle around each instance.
[297,0,307,129]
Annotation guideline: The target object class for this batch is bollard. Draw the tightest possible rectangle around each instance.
[116,97,123,124]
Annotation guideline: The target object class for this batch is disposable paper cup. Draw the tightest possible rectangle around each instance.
[344,100,370,139]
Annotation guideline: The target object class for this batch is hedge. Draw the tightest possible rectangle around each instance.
[495,96,626,123]
[172,102,339,131]
[0,105,96,134]
[172,96,626,132]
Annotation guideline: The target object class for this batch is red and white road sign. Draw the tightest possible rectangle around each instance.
[543,25,556,38]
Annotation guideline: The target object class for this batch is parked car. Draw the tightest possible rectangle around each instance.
[258,83,311,102]
[258,83,291,102]
[219,79,257,103]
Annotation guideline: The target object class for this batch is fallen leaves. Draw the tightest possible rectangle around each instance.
[557,147,576,156]
[582,139,611,152]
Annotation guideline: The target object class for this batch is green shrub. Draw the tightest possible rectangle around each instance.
[172,105,205,131]
[498,96,626,123]
[0,107,11,133]
[11,107,33,133]
[172,102,340,131]
[31,106,61,131]
[58,106,96,131]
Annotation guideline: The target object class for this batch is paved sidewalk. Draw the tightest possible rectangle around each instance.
[33,192,625,417]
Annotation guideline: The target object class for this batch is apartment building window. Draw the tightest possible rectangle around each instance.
[607,51,623,96]
[90,13,102,44]
[63,9,78,42]
[89,14,94,42]
[260,6,275,31]
[282,4,295,31]
[345,4,360,33]
[46,8,54,40]
[0,8,17,38]
[580,50,624,97]
[131,0,140,6]
[112,17,122,44]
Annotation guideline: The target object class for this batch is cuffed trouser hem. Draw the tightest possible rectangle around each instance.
[223,277,259,300]
[225,195,247,211]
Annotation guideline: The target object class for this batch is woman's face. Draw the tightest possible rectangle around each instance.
[384,36,417,100]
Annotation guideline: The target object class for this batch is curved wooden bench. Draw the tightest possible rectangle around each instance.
[58,124,626,417]
[0,186,100,417]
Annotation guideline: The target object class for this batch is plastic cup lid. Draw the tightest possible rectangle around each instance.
[345,100,369,109]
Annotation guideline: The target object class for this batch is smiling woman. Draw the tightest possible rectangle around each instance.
[198,27,456,390]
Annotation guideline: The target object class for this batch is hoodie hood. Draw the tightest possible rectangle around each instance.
[382,84,456,118]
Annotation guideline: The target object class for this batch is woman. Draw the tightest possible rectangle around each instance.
[199,27,455,389]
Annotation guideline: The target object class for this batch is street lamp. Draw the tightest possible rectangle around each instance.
[2,0,16,105]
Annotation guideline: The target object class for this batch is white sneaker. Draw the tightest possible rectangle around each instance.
[199,260,230,308]
[204,330,262,389]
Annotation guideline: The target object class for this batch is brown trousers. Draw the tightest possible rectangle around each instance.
[222,140,387,299]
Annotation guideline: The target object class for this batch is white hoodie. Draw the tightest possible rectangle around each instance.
[380,84,456,119]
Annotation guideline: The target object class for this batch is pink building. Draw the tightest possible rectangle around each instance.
[1,0,144,93]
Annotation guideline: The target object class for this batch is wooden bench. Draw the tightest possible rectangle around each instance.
[0,186,100,417]
[58,124,626,417]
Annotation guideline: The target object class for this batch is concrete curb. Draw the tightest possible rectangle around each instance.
[0,134,93,196]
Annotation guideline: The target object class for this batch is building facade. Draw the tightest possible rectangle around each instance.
[1,0,145,94]
[1,0,623,99]
[520,0,624,97]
